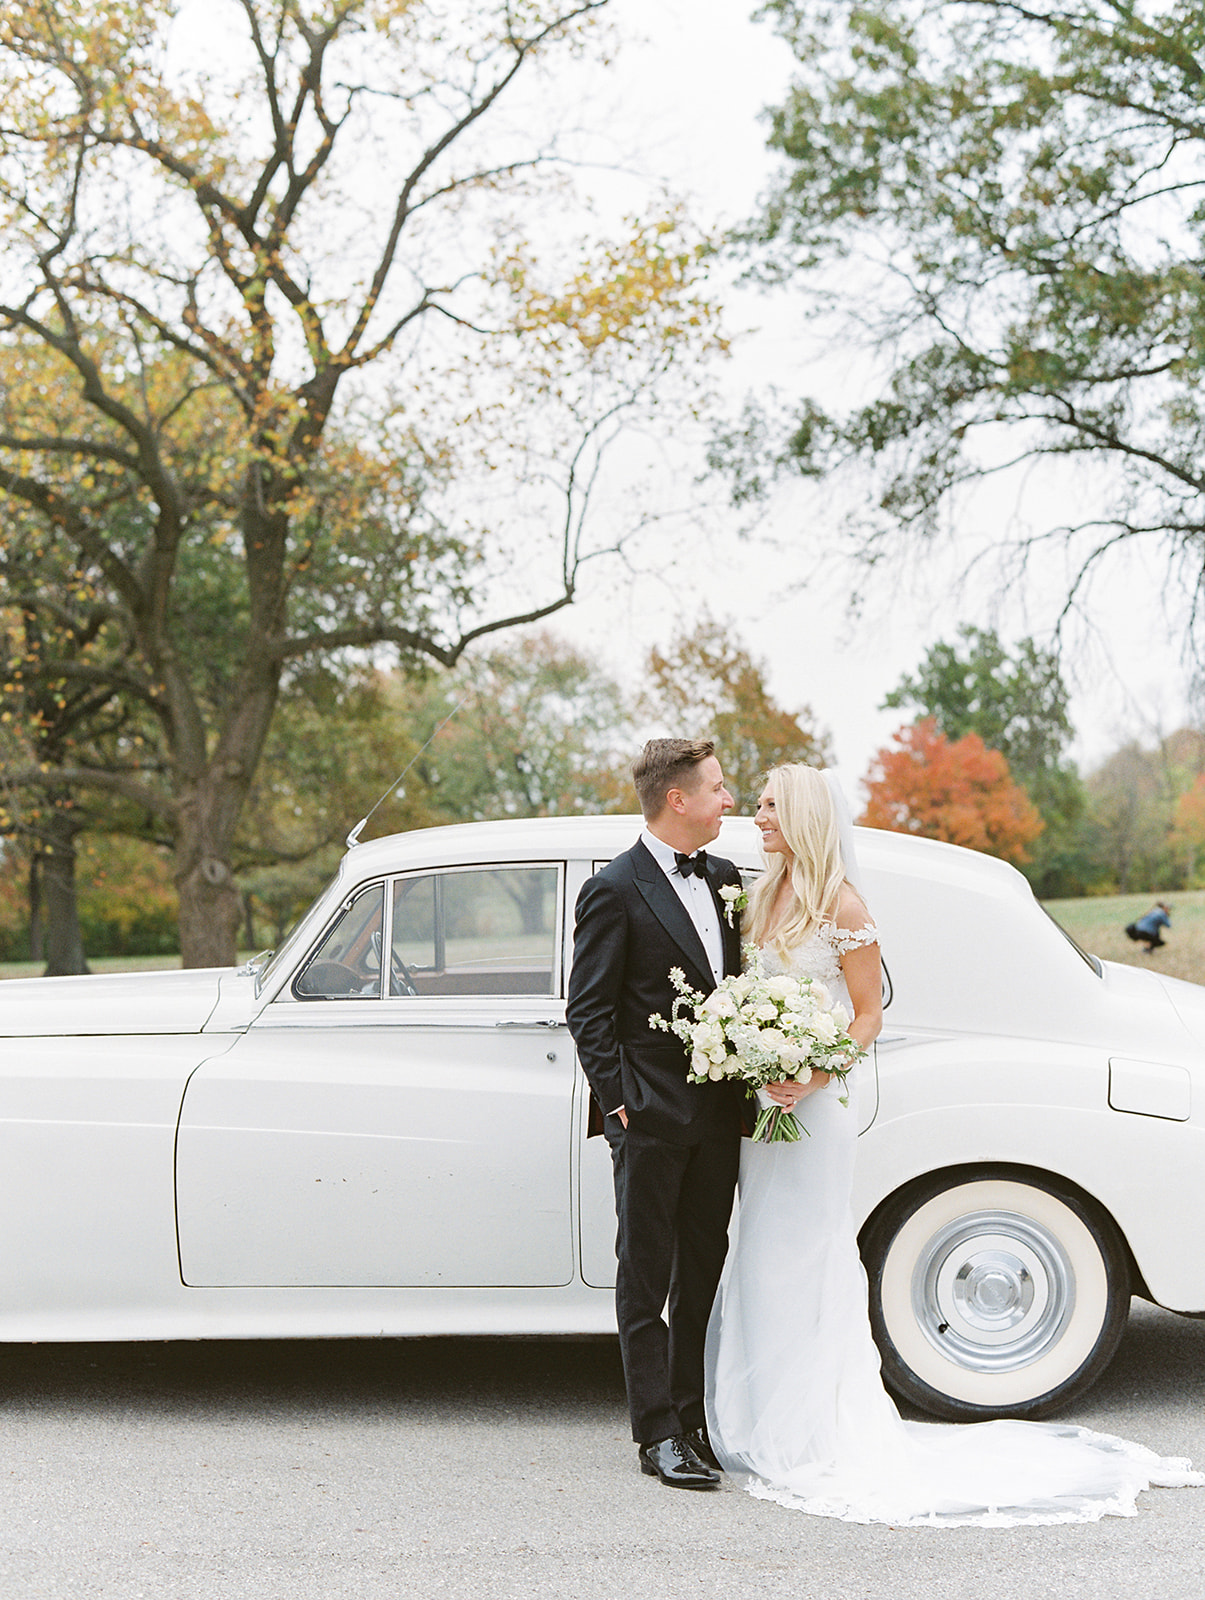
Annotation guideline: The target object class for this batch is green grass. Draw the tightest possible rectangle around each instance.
[1044,889,1205,987]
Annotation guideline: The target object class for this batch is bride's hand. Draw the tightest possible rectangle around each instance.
[764,1073,830,1109]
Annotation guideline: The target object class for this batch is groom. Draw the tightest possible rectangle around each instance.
[567,738,743,1489]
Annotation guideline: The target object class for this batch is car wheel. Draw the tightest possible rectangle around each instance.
[860,1167,1130,1421]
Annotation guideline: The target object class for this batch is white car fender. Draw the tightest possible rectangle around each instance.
[853,1067,1205,1311]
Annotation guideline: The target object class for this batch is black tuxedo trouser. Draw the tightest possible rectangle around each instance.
[606,1114,739,1444]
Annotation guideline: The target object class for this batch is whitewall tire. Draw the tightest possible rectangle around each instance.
[860,1168,1130,1421]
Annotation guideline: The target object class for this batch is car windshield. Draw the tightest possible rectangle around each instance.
[253,870,342,993]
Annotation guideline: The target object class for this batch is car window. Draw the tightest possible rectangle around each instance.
[293,883,385,1000]
[390,865,559,997]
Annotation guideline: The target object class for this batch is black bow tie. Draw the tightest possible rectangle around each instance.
[674,850,708,878]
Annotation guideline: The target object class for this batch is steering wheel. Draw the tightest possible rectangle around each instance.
[368,928,418,995]
[296,959,361,998]
[390,949,418,997]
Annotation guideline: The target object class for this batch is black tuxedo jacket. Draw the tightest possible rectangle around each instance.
[566,837,743,1143]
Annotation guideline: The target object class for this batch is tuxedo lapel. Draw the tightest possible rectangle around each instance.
[630,839,714,989]
[704,858,743,977]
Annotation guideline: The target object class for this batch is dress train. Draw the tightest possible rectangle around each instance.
[704,931,1203,1527]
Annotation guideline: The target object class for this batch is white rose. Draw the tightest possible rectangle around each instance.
[701,990,737,1019]
[765,976,796,1002]
[757,1027,790,1055]
[777,1040,812,1063]
[753,1001,779,1022]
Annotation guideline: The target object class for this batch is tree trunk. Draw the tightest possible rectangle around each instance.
[173,738,270,968]
[165,493,287,968]
[40,806,89,975]
[174,776,242,965]
[176,855,241,967]
[27,850,42,962]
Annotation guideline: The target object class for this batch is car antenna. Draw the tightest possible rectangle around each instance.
[345,694,470,850]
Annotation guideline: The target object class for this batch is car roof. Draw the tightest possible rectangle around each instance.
[337,813,1033,902]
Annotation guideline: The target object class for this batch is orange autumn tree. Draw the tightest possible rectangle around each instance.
[1171,775,1205,879]
[860,719,1043,864]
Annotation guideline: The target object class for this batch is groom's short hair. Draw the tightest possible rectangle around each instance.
[633,738,716,820]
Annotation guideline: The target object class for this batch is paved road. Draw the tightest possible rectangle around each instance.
[1,1301,1203,1600]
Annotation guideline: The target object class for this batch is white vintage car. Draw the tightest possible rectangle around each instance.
[1,814,1201,1421]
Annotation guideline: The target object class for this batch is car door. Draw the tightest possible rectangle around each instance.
[175,862,574,1289]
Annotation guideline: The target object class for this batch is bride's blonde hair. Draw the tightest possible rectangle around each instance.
[745,764,848,957]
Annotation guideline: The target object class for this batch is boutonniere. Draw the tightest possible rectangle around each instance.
[719,883,748,928]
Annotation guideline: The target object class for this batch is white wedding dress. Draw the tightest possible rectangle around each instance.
[704,925,1203,1527]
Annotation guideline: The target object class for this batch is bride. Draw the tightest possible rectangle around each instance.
[704,761,1203,1526]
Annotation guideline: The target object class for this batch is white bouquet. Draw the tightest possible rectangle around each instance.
[650,943,864,1143]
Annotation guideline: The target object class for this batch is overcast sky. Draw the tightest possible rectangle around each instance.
[542,0,1193,790]
[172,0,1189,792]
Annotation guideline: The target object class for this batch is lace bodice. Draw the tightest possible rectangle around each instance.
[754,923,880,990]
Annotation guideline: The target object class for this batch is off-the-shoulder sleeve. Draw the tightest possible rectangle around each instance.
[828,922,880,954]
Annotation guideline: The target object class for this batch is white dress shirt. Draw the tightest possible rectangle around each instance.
[641,829,725,987]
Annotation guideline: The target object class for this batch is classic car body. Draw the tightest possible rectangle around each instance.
[2,814,1202,1420]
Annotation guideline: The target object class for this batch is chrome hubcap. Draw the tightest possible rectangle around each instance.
[911,1209,1074,1373]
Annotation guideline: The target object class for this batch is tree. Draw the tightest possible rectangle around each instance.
[0,0,724,965]
[1084,741,1170,892]
[405,631,635,822]
[1171,773,1205,883]
[860,719,1044,864]
[731,0,1205,639]
[641,617,832,810]
[884,629,1073,781]
[76,835,179,959]
[232,633,634,948]
[883,626,1086,892]
[1080,725,1205,891]
[231,662,443,950]
[0,517,142,973]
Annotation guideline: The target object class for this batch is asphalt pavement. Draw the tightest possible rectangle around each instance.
[1,1301,1203,1600]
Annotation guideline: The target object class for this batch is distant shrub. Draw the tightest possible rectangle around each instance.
[78,836,179,957]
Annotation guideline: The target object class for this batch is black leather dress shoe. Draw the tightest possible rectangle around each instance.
[685,1426,723,1472]
[638,1435,720,1489]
